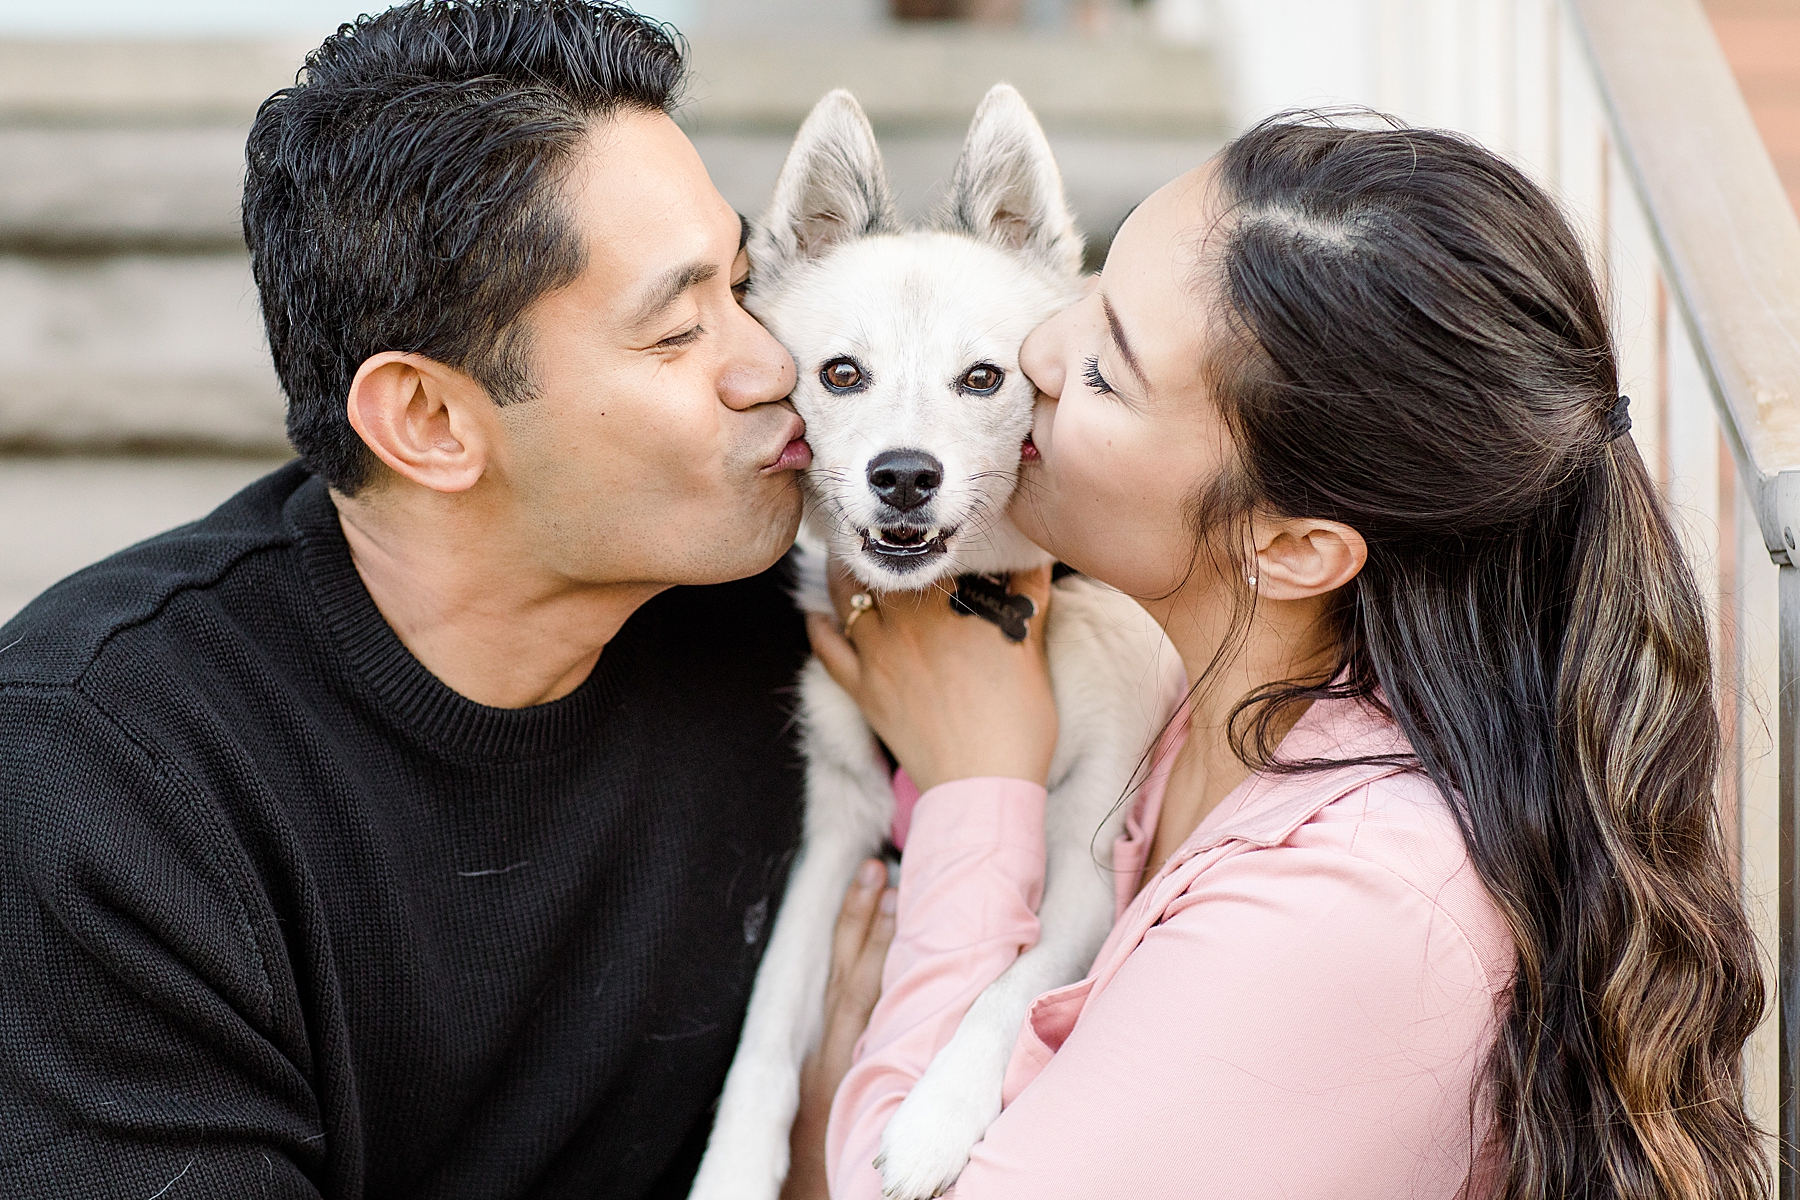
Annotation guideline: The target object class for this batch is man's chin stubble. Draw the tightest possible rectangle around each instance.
[684,473,804,581]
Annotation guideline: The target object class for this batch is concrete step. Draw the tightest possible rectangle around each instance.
[0,253,282,453]
[0,38,313,127]
[0,127,249,254]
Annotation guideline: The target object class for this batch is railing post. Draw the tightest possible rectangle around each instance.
[1784,564,1798,1199]
[1779,469,1800,1200]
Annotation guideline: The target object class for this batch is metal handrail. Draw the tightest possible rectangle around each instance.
[1569,0,1800,558]
[1567,0,1800,1190]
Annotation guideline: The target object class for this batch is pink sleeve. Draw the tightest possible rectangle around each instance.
[826,776,1047,1199]
[837,842,1501,1200]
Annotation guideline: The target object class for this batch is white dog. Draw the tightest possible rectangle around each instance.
[687,86,1182,1200]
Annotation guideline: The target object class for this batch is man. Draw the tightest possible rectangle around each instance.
[0,3,882,1195]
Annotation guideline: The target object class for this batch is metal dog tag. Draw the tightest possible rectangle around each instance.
[951,573,1037,643]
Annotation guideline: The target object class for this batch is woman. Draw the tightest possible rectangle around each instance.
[800,115,1767,1199]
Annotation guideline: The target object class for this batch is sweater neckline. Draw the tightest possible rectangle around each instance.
[286,475,634,762]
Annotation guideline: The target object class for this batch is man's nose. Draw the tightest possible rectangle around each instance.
[720,310,797,410]
[866,449,943,513]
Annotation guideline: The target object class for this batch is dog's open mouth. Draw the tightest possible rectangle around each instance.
[861,525,955,569]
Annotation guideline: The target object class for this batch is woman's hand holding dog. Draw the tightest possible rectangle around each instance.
[807,564,1059,793]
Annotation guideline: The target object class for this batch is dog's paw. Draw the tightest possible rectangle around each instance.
[875,1059,1001,1199]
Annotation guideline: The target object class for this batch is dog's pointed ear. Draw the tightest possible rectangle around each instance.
[944,84,1083,278]
[753,90,896,277]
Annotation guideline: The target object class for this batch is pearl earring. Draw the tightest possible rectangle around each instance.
[1247,572,1258,588]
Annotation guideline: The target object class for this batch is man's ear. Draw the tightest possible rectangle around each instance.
[344,352,492,494]
[1247,515,1368,600]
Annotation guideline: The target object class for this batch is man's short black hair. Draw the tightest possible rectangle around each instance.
[243,0,686,494]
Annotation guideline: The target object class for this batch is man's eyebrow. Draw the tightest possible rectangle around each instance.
[1102,295,1150,392]
[632,261,719,327]
[738,212,750,254]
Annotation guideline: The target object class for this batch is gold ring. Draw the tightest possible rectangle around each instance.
[842,592,874,636]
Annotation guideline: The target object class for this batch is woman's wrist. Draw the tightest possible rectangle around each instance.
[915,772,1051,798]
[895,710,1055,792]
[903,734,1053,793]
[908,762,1050,794]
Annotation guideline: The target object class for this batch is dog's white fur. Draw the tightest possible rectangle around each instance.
[687,87,1182,1200]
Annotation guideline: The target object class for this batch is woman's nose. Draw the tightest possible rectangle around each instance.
[1018,314,1065,401]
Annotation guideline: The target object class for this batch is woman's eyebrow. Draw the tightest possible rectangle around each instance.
[1102,295,1151,393]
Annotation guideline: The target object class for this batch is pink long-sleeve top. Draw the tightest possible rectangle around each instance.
[827,692,1515,1199]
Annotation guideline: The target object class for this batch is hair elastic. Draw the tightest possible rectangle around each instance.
[1603,395,1633,442]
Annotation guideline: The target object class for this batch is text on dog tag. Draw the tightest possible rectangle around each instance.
[951,573,1037,643]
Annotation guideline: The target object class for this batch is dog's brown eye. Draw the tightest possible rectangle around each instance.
[821,358,864,392]
[960,363,1004,394]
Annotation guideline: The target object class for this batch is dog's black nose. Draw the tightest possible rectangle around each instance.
[867,449,943,513]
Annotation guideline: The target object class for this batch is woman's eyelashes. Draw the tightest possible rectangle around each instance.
[1082,355,1115,395]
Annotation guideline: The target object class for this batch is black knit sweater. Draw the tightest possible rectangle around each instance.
[0,463,810,1199]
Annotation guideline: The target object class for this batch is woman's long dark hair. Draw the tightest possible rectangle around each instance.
[1194,115,1766,1199]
